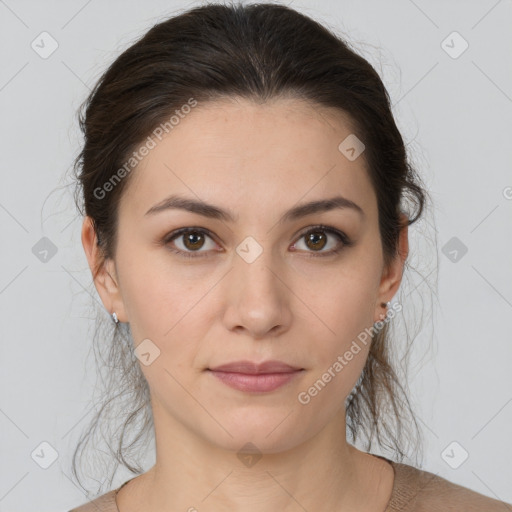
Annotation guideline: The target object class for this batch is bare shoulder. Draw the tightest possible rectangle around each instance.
[391,461,512,511]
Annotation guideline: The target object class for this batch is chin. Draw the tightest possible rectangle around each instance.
[204,411,313,455]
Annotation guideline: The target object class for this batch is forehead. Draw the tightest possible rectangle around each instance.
[120,97,377,222]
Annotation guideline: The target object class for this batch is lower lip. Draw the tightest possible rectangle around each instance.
[208,370,303,392]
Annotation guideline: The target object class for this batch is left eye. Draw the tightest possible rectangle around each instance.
[163,225,352,259]
[291,225,352,257]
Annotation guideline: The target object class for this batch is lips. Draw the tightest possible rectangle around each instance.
[207,360,304,392]
[208,360,303,374]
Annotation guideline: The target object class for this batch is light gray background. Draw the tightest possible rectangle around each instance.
[1,0,511,510]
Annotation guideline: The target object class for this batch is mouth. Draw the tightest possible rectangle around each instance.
[207,369,304,392]
[208,360,303,374]
[206,360,304,392]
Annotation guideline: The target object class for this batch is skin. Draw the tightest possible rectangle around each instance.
[82,97,409,512]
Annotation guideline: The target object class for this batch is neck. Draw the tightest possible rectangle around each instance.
[121,400,388,512]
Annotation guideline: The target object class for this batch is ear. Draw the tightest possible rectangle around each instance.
[374,213,409,323]
[81,216,127,323]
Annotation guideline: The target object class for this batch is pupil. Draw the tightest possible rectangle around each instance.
[307,231,326,250]
[185,232,204,250]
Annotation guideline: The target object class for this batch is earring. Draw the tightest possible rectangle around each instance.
[374,302,389,324]
[112,311,119,324]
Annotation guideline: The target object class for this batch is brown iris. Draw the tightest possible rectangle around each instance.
[183,231,205,250]
[304,230,327,251]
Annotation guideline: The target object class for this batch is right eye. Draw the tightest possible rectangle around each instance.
[163,227,220,259]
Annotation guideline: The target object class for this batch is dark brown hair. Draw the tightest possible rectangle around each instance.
[71,1,432,494]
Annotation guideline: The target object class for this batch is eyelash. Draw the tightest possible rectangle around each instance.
[162,224,353,260]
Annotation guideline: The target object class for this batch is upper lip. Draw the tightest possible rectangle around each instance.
[208,360,303,374]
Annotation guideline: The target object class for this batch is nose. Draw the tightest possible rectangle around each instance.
[221,246,292,340]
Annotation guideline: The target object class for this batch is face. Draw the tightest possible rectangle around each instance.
[83,97,407,454]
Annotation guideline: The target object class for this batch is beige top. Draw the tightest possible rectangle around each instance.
[69,456,511,511]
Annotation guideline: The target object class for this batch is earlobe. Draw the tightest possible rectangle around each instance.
[81,216,127,322]
[374,214,409,322]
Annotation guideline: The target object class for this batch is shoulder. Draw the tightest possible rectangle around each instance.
[68,489,118,512]
[388,460,512,512]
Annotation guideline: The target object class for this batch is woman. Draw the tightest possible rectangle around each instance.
[69,3,510,511]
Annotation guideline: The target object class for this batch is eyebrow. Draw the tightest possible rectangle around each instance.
[144,194,365,223]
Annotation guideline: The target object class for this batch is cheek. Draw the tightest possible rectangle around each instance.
[300,287,375,409]
[116,250,217,363]
[116,238,182,319]
[311,272,378,344]
[303,264,380,393]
